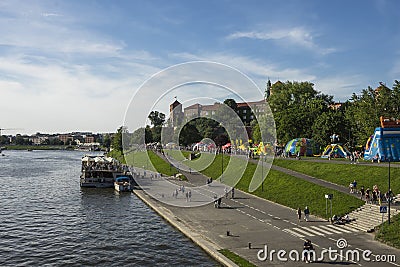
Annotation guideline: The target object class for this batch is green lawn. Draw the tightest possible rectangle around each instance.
[109,149,186,179]
[218,249,257,267]
[375,213,400,249]
[195,154,364,218]
[273,158,400,195]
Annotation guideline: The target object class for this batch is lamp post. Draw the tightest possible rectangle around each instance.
[221,147,224,183]
[388,158,391,224]
[261,154,264,192]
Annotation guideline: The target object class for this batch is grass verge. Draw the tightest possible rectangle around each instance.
[192,154,364,218]
[375,213,400,249]
[114,149,187,180]
[273,159,400,194]
[218,249,257,267]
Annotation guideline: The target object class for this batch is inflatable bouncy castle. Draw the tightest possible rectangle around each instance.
[321,134,350,158]
[285,138,319,157]
[364,117,400,162]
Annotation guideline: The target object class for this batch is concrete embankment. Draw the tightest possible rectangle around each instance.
[132,189,238,267]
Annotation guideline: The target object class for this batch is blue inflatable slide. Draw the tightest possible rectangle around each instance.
[364,117,400,162]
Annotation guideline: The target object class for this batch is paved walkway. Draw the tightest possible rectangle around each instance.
[131,152,400,266]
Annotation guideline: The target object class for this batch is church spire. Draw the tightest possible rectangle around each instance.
[265,79,271,100]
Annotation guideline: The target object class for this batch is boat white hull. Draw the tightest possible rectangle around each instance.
[114,183,131,192]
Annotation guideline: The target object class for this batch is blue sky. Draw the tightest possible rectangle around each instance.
[1,0,400,134]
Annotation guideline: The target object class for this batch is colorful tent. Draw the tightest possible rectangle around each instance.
[285,138,319,156]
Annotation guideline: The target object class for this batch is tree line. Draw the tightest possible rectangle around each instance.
[114,80,400,152]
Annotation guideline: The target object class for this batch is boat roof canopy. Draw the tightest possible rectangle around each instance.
[115,176,130,182]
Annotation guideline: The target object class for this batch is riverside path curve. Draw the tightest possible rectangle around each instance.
[131,151,400,266]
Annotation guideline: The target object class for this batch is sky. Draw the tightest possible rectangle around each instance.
[1,0,400,135]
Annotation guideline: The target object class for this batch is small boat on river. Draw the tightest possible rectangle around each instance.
[114,176,132,192]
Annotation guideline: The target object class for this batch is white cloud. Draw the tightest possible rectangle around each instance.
[0,53,162,134]
[171,52,316,83]
[227,27,336,55]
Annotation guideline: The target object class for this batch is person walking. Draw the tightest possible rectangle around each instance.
[231,187,235,199]
[213,195,218,208]
[304,206,310,222]
[360,186,365,200]
[217,197,222,208]
[188,190,192,202]
[297,207,302,222]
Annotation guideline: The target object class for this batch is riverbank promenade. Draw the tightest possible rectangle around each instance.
[132,160,400,267]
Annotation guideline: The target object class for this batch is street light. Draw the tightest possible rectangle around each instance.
[325,194,333,220]
[388,157,391,224]
[261,154,264,192]
[221,147,224,183]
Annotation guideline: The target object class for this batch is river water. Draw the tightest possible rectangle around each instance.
[0,150,217,266]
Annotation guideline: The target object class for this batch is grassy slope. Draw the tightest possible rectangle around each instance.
[274,158,400,248]
[219,249,257,267]
[375,214,400,249]
[121,150,186,179]
[188,153,365,218]
[108,150,181,176]
[273,159,400,194]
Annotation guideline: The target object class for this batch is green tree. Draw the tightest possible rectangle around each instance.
[151,126,162,143]
[112,126,126,151]
[268,81,333,144]
[102,134,111,149]
[179,121,202,146]
[145,125,153,144]
[344,82,400,147]
[148,111,166,127]
[250,119,261,144]
[311,110,347,148]
[223,98,238,112]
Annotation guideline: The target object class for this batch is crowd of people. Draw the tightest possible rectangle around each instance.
[350,180,395,204]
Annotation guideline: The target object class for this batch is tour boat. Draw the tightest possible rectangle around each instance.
[80,155,130,188]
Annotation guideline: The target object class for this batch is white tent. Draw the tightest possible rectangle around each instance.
[105,157,119,164]
[82,156,95,162]
[94,156,105,163]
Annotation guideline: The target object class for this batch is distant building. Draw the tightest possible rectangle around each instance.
[329,102,342,110]
[172,79,271,126]
[199,103,220,117]
[184,103,202,120]
[85,136,95,143]
[58,134,73,144]
[29,133,49,145]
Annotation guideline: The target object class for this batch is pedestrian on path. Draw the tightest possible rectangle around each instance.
[304,206,310,222]
[188,190,192,201]
[213,195,218,208]
[217,197,222,208]
[297,207,302,222]
[231,187,235,199]
[360,186,365,200]
[185,191,189,202]
[224,187,228,199]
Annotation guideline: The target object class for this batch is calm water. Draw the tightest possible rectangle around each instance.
[0,150,217,266]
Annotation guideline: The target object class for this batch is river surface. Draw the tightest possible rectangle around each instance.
[0,150,217,266]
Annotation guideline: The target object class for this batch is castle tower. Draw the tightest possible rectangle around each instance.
[169,97,183,127]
